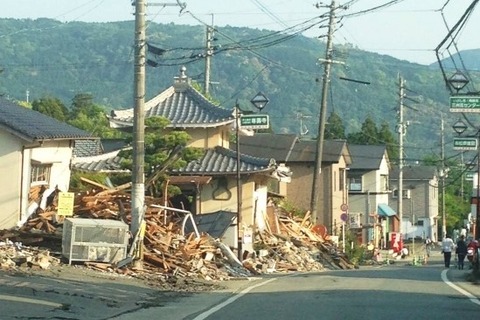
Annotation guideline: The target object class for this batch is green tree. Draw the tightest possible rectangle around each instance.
[325,111,346,139]
[378,121,398,161]
[32,96,68,121]
[67,93,121,138]
[119,116,203,196]
[347,115,378,144]
[70,93,95,119]
[360,116,379,144]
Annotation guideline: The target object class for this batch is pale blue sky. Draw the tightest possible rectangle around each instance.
[2,0,479,65]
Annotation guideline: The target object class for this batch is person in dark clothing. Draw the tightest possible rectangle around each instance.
[456,235,468,270]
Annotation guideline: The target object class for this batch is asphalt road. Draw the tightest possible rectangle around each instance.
[1,251,479,320]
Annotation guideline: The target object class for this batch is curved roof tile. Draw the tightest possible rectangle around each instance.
[172,146,275,175]
[0,97,93,141]
[110,68,234,128]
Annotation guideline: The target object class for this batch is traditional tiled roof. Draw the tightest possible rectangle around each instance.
[0,97,93,142]
[72,139,130,173]
[348,144,388,170]
[171,146,275,175]
[238,134,351,165]
[73,139,104,157]
[109,67,234,129]
[72,151,128,173]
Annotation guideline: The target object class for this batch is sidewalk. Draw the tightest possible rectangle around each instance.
[440,255,480,299]
[418,248,480,299]
[377,246,480,299]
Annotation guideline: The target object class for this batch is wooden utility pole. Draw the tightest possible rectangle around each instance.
[310,0,336,225]
[441,116,446,240]
[397,75,405,237]
[131,0,147,242]
[130,1,186,262]
[204,25,213,95]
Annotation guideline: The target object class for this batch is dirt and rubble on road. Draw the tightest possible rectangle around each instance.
[1,178,355,293]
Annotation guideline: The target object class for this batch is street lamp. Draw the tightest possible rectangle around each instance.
[448,71,469,94]
[235,93,269,261]
[452,119,468,135]
[452,118,480,242]
[250,92,269,111]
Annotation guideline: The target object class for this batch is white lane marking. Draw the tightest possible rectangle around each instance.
[193,278,278,320]
[441,269,480,306]
[0,294,63,307]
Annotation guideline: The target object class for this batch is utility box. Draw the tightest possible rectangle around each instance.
[62,218,129,265]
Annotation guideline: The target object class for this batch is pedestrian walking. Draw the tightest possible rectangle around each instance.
[442,235,455,268]
[456,235,468,270]
[424,237,432,264]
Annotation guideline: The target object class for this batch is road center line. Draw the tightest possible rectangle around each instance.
[193,278,278,320]
[0,294,63,308]
[441,269,480,306]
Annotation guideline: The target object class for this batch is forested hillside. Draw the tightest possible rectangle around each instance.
[1,18,480,161]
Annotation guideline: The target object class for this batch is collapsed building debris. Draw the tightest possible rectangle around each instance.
[1,180,355,282]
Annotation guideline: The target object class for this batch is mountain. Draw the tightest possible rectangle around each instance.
[1,18,480,162]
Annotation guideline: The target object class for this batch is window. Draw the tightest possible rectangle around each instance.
[31,163,52,185]
[380,174,389,192]
[339,169,345,191]
[392,189,411,199]
[349,176,362,192]
[415,220,424,226]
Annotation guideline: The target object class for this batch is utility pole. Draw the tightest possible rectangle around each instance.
[397,75,405,237]
[441,116,446,240]
[235,103,242,260]
[204,25,213,95]
[310,0,336,225]
[130,0,185,262]
[131,0,147,244]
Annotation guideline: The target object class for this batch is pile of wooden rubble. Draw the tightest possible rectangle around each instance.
[1,179,354,281]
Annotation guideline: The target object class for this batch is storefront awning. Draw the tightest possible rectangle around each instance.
[378,203,396,217]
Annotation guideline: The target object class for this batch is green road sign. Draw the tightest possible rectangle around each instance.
[240,114,269,129]
[466,172,475,181]
[453,137,478,150]
[450,96,480,112]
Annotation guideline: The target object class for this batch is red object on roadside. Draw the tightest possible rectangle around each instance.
[311,224,328,239]
[467,240,479,263]
[390,232,403,253]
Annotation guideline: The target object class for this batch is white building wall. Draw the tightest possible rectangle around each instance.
[0,131,23,229]
[0,134,74,229]
[28,140,73,191]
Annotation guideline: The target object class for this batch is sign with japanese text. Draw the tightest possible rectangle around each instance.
[239,114,270,129]
[450,96,480,112]
[57,192,75,216]
[453,137,478,151]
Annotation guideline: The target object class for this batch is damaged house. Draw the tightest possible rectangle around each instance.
[238,133,351,236]
[107,67,290,255]
[0,97,95,229]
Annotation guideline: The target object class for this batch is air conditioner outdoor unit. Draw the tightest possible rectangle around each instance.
[62,218,129,265]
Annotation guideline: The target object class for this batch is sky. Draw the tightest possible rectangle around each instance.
[1,0,479,65]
